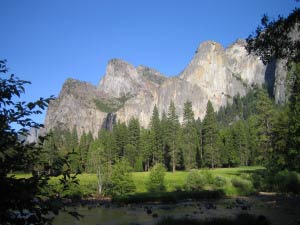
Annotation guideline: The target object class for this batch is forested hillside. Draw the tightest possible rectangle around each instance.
[42,84,295,174]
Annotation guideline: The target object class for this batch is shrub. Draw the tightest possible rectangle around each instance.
[201,169,214,185]
[274,170,300,194]
[185,170,205,191]
[61,182,83,200]
[251,170,268,191]
[134,157,144,172]
[107,160,136,197]
[42,178,83,201]
[213,176,227,188]
[146,163,166,192]
[231,177,253,195]
[251,170,300,194]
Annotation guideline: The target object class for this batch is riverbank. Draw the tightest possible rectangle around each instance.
[53,193,300,225]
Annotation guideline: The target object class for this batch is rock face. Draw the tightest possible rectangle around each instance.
[44,39,285,137]
[179,40,265,110]
[44,78,108,136]
[274,59,288,104]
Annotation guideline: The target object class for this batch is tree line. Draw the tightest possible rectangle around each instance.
[1,7,299,224]
[42,79,300,174]
[41,8,300,176]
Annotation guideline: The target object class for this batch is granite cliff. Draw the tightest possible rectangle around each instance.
[44,39,283,137]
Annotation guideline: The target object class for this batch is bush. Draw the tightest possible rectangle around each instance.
[251,170,268,191]
[146,163,166,192]
[231,177,253,195]
[251,170,300,194]
[134,157,144,172]
[61,183,83,200]
[41,178,83,201]
[213,176,227,188]
[107,160,136,197]
[274,170,300,194]
[201,169,214,185]
[185,170,205,191]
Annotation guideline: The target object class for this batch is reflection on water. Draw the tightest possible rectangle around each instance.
[53,196,300,225]
[54,203,192,225]
[53,200,226,225]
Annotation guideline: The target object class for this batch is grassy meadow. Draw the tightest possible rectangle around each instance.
[132,166,263,194]
[13,166,264,200]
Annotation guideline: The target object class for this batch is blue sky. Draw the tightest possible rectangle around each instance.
[0,0,297,123]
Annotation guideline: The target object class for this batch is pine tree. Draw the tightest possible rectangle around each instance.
[181,101,199,170]
[63,129,73,153]
[113,121,128,157]
[287,63,300,171]
[128,117,140,150]
[227,128,240,167]
[43,130,62,174]
[166,101,181,172]
[160,111,170,169]
[78,132,89,171]
[271,106,289,170]
[64,128,81,172]
[246,8,300,170]
[71,126,79,151]
[202,100,219,168]
[215,129,228,167]
[254,88,275,166]
[216,127,238,167]
[98,129,117,173]
[124,143,136,167]
[233,121,249,166]
[246,115,260,165]
[140,129,153,171]
[150,105,163,164]
[109,159,135,196]
[195,118,203,168]
[127,117,140,167]
[233,94,243,119]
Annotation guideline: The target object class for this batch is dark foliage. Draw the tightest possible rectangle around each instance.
[246,8,300,64]
[0,60,78,224]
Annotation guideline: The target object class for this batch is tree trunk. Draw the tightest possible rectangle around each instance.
[97,168,102,195]
[172,140,176,173]
[200,134,203,160]
[210,135,214,168]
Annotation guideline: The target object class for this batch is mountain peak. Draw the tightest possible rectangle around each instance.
[106,58,136,77]
[195,41,224,55]
[226,39,246,50]
[44,38,277,137]
[136,65,167,85]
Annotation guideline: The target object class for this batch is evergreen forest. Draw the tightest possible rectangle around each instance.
[42,83,299,175]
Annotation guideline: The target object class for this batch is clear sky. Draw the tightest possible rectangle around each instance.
[0,0,298,124]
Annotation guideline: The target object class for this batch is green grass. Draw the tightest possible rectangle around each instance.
[10,173,32,179]
[11,166,264,200]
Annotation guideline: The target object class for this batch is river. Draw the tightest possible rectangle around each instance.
[53,194,300,225]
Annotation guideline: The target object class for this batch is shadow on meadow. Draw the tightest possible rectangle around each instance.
[154,213,270,225]
[113,190,225,204]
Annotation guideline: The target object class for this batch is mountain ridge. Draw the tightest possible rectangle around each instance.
[43,39,283,137]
